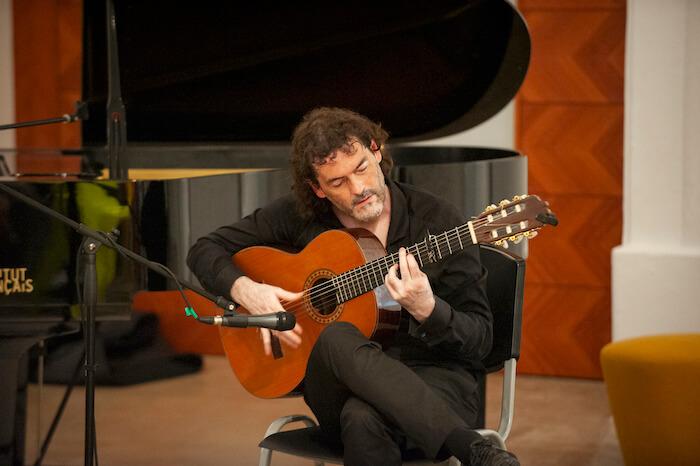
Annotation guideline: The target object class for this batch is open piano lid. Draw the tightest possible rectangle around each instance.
[82,0,530,146]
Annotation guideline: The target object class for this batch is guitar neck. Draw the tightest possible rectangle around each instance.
[327,194,554,305]
[331,222,476,304]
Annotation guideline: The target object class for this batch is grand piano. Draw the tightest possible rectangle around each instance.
[0,1,530,464]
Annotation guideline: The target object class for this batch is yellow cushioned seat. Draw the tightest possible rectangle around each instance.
[600,334,700,466]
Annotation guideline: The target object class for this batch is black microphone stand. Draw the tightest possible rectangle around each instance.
[0,183,237,466]
[0,101,89,132]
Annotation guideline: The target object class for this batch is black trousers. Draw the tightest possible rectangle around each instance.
[304,322,480,466]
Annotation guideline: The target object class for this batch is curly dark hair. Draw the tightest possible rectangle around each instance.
[290,107,393,219]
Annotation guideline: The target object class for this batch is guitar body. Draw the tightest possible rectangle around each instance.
[219,229,401,399]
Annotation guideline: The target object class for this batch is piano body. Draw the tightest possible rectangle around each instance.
[0,1,530,464]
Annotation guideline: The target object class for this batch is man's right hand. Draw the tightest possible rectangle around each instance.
[230,276,303,356]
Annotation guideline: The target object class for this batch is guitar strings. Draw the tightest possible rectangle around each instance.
[274,213,526,317]
[272,213,525,318]
[277,222,472,316]
[280,215,528,318]
[297,212,525,306]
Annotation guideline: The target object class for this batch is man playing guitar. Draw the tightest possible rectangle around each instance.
[187,107,520,466]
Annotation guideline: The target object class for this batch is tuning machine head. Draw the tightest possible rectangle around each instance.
[494,239,510,249]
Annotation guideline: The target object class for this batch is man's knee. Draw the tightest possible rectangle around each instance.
[314,321,364,355]
[307,322,383,386]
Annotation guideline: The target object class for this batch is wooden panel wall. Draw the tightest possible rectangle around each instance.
[13,0,82,171]
[516,0,625,378]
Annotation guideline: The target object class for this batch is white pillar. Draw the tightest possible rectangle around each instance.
[612,0,700,340]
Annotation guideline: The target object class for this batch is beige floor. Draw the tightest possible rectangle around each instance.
[24,355,623,466]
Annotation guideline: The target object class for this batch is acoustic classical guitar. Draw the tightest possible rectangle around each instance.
[220,195,557,398]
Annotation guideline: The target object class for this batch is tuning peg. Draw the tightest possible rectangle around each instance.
[512,195,522,201]
[485,203,498,212]
[499,199,511,207]
[524,230,538,239]
[494,239,509,249]
[510,234,523,244]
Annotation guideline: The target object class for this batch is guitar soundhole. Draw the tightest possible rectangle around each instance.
[310,278,337,315]
[304,269,343,324]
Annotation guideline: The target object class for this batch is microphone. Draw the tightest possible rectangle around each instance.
[197,312,296,331]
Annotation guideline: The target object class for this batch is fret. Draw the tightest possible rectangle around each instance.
[340,274,348,302]
[347,270,355,298]
[433,236,442,260]
[416,241,425,267]
[352,270,360,297]
[334,276,341,303]
[456,227,463,249]
[365,264,377,290]
[358,270,367,296]
[331,277,341,303]
[348,271,357,299]
[371,262,381,288]
[444,231,452,254]
[359,269,367,295]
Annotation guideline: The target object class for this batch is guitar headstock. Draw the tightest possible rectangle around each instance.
[473,195,558,248]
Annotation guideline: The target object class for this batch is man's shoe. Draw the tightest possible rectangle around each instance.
[469,438,520,466]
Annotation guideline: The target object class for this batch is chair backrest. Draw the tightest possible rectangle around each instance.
[479,244,525,372]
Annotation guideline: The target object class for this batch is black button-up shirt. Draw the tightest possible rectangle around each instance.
[187,179,492,370]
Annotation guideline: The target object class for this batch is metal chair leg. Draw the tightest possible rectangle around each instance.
[259,415,322,466]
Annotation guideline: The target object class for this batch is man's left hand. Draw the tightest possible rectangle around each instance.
[385,247,435,323]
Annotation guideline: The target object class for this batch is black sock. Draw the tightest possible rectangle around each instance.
[443,426,483,464]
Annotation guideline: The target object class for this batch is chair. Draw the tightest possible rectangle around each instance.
[258,244,526,466]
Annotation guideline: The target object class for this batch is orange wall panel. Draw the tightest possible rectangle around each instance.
[520,10,625,103]
[13,0,82,161]
[516,3,625,378]
[520,284,611,378]
[521,104,623,196]
[527,195,622,288]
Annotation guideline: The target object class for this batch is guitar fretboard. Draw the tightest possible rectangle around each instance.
[330,222,476,304]
[311,195,542,306]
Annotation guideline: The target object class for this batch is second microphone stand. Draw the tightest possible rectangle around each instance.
[0,182,237,466]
